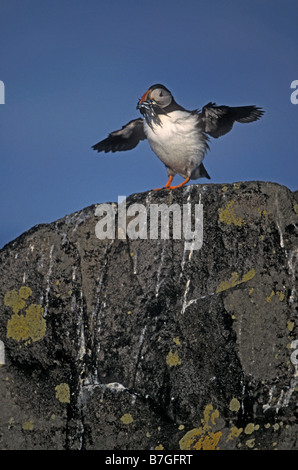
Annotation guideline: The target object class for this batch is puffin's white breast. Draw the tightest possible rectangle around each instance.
[143,111,207,178]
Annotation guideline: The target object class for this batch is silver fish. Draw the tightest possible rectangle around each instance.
[137,99,163,129]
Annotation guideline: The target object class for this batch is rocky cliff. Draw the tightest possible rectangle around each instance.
[0,181,297,450]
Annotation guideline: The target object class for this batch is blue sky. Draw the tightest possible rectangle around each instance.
[0,0,297,248]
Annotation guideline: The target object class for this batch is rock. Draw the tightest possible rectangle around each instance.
[0,181,297,450]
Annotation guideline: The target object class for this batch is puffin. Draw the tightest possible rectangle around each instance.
[92,84,264,190]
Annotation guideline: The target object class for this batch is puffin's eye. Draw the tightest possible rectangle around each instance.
[150,87,172,107]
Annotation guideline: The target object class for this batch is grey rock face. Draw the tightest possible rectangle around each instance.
[0,181,297,450]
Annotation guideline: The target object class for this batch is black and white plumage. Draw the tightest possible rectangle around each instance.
[92,118,146,153]
[92,84,264,189]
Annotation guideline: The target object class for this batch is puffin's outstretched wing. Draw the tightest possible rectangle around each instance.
[198,102,264,138]
[92,118,146,153]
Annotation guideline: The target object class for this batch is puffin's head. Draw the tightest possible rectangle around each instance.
[137,84,173,112]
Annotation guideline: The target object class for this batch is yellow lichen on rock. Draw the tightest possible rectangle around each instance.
[216,269,255,293]
[120,413,133,424]
[202,404,219,427]
[218,200,244,226]
[55,383,70,403]
[229,398,241,412]
[24,304,46,342]
[5,286,46,343]
[18,286,33,300]
[22,419,34,431]
[166,349,181,367]
[4,286,32,314]
[246,438,255,448]
[6,314,30,342]
[244,423,256,435]
[227,426,243,442]
[7,304,46,343]
[179,404,222,450]
[266,290,285,303]
[179,427,222,450]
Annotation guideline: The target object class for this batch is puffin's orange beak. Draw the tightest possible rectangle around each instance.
[137,89,151,111]
[139,90,150,104]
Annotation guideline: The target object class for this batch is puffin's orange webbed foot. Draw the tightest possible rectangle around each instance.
[153,175,173,191]
[168,177,190,189]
